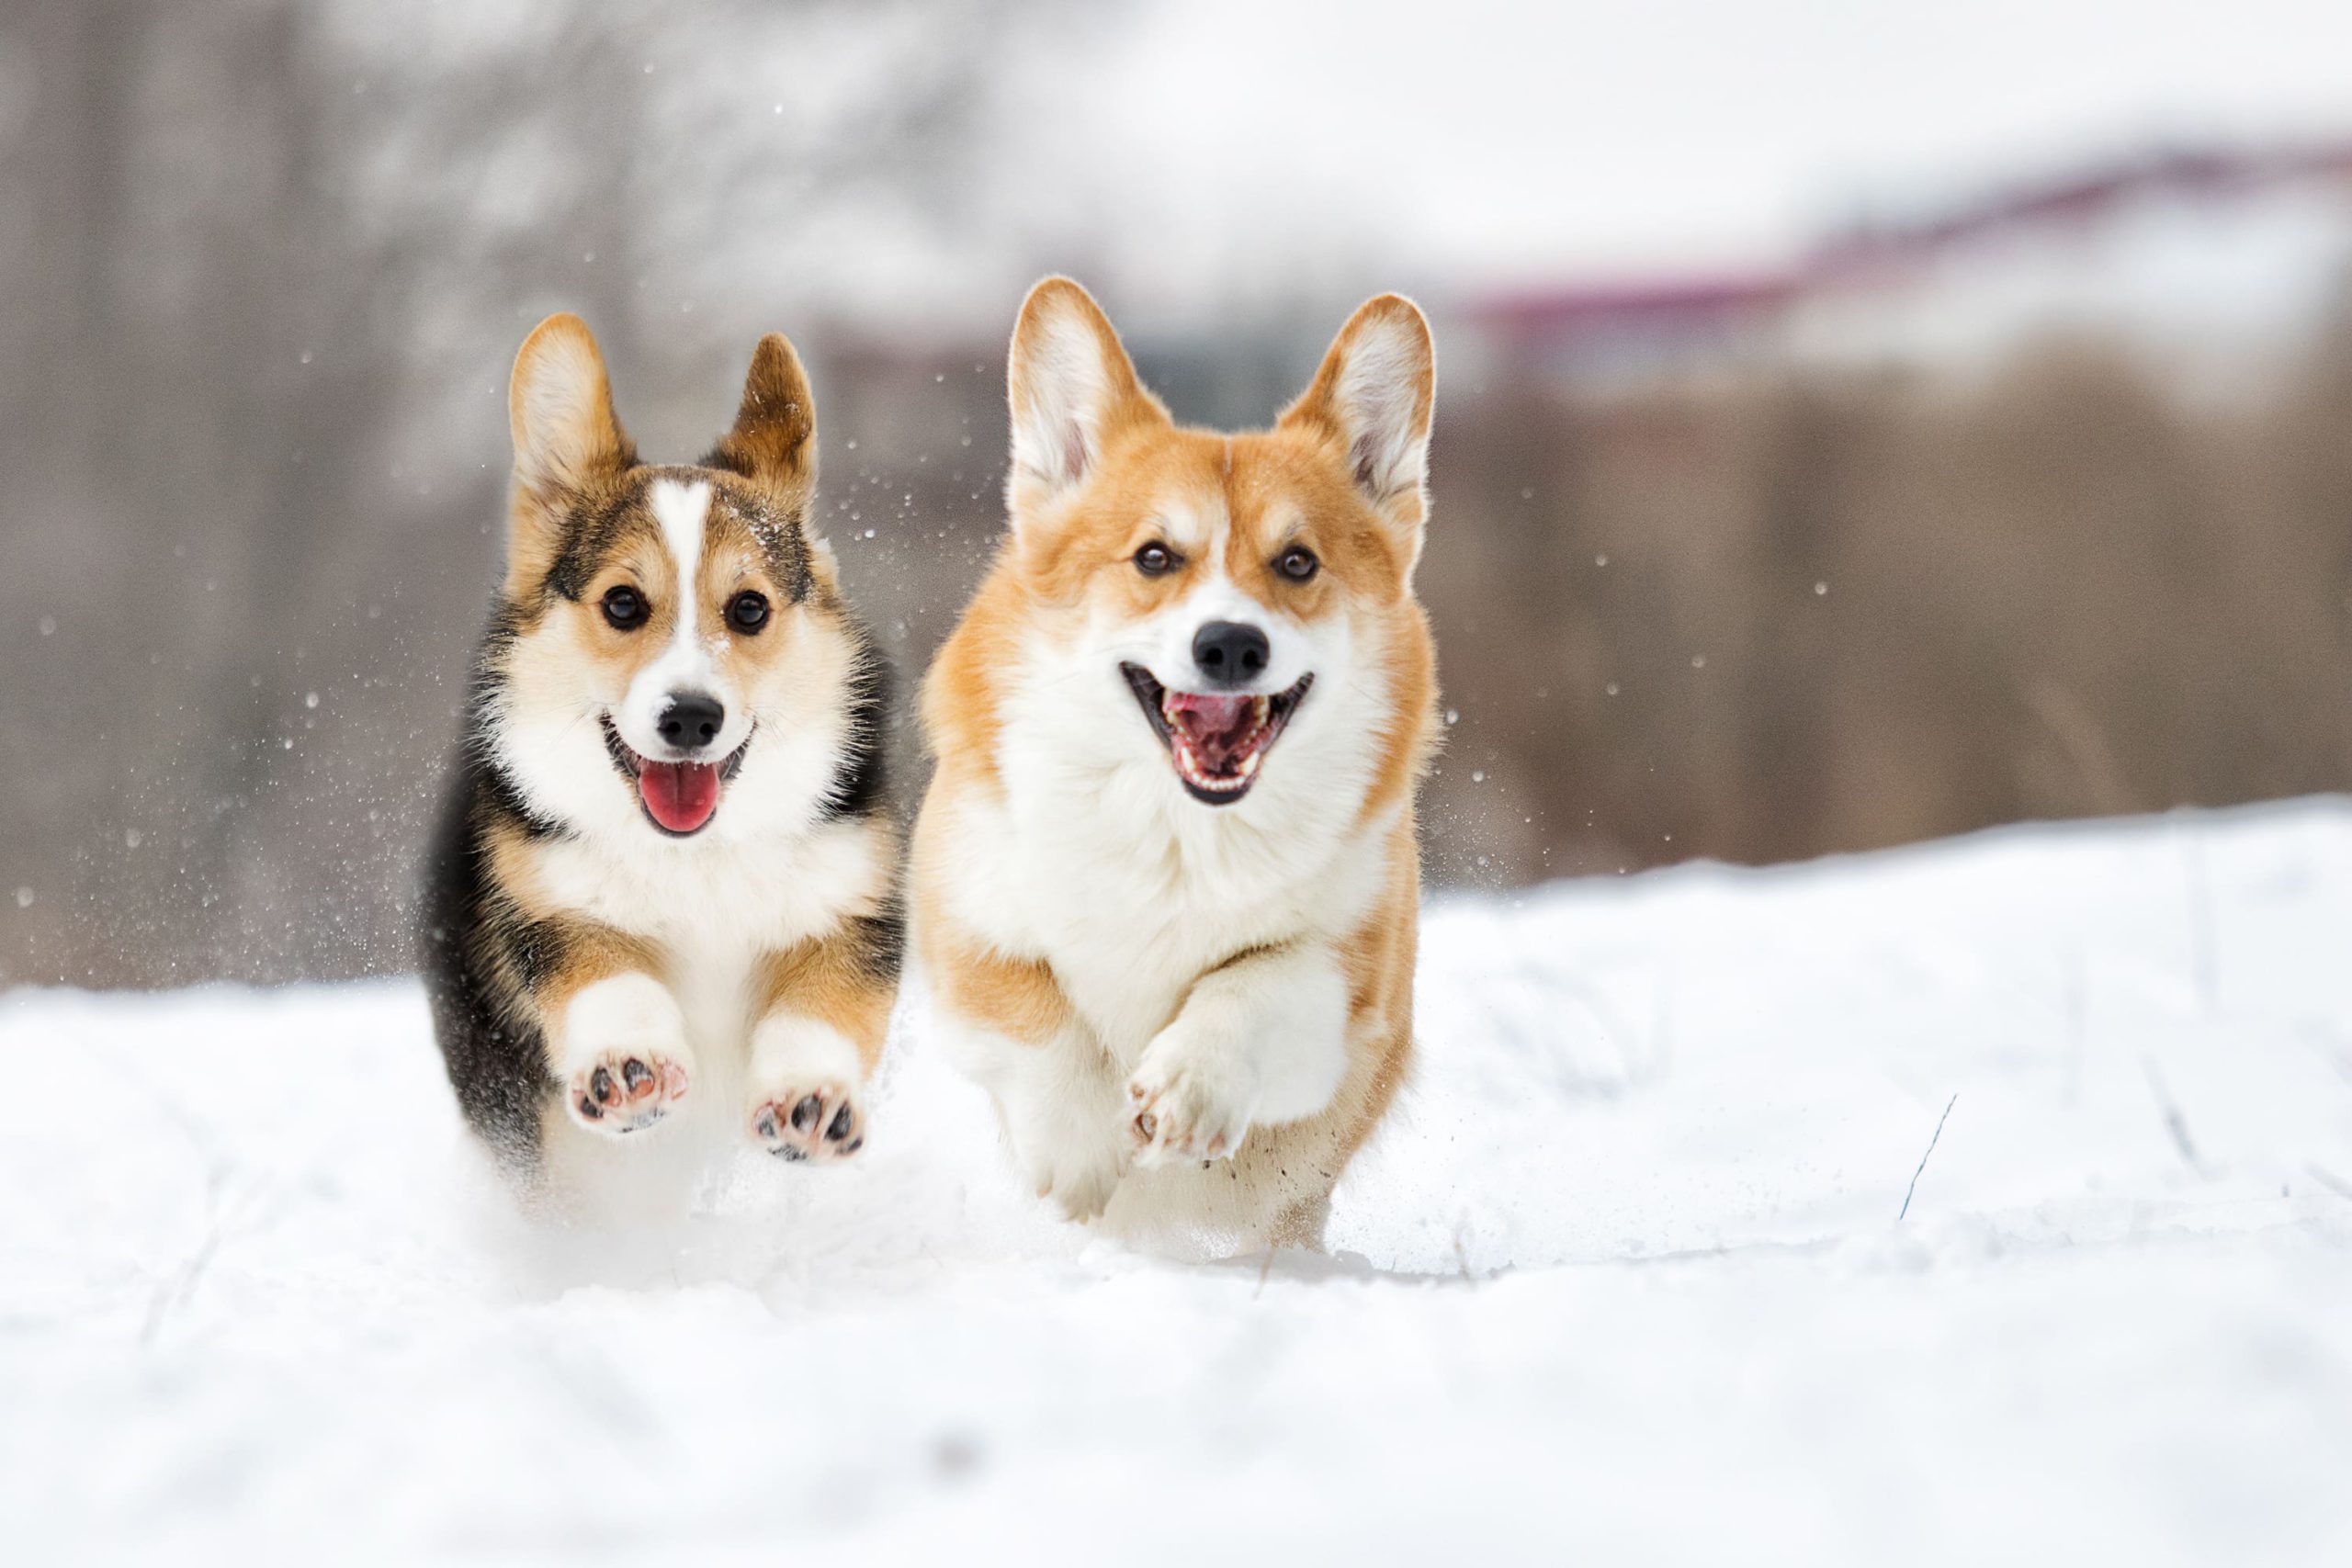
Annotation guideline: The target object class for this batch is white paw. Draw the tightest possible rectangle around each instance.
[565,1048,690,1135]
[556,974,694,1137]
[1022,1145,1125,1221]
[948,1021,1132,1221]
[1126,1033,1254,1168]
[749,1084,865,1163]
[746,1016,868,1165]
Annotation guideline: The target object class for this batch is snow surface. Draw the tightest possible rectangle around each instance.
[7,802,2352,1564]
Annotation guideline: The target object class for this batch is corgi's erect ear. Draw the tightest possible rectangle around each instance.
[509,313,634,502]
[1006,276,1168,523]
[709,332,818,502]
[1281,294,1436,568]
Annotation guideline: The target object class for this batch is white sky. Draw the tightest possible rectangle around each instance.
[1006,0,2352,307]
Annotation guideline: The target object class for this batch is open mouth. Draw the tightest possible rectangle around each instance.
[600,715,752,837]
[1120,663,1312,806]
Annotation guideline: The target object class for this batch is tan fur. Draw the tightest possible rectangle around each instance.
[708,333,820,497]
[479,814,666,1020]
[910,866,1074,1045]
[751,929,895,1075]
[504,313,635,598]
[913,279,1441,1253]
[1333,817,1422,1140]
[525,918,665,1023]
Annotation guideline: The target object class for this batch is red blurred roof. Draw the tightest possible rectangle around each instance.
[1476,137,2352,338]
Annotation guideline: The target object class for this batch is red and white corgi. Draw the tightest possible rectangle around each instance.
[911,279,1439,1255]
[421,314,899,1209]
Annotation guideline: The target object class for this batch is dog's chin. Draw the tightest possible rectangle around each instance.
[600,715,752,838]
[1119,664,1312,807]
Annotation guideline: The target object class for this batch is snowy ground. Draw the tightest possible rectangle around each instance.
[7,802,2352,1565]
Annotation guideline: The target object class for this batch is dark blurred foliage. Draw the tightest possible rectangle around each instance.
[1423,332,2352,884]
[0,0,1065,985]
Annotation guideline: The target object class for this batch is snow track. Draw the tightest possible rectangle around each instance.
[7,802,2352,1563]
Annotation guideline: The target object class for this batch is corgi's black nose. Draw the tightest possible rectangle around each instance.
[1192,621,1269,688]
[657,693,725,751]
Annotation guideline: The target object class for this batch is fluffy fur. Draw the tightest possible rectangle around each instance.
[911,279,1441,1256]
[421,314,899,1208]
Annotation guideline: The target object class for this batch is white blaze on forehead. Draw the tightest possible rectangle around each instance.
[648,478,713,643]
[1124,496,1351,700]
[1121,492,1326,698]
[612,477,727,757]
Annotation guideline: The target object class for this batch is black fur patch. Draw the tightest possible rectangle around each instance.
[466,599,566,840]
[541,480,646,604]
[508,918,566,993]
[417,604,593,1171]
[820,641,892,821]
[708,482,814,604]
[842,894,907,986]
[473,750,563,842]
[418,756,554,1173]
[541,468,815,607]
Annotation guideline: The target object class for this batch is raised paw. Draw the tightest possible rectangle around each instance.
[749,1084,865,1164]
[567,1050,689,1135]
[1126,1058,1251,1168]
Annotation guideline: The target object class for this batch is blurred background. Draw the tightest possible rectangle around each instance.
[6,0,2352,988]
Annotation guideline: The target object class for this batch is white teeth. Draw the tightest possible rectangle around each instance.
[1170,734,1266,791]
[1173,740,1256,791]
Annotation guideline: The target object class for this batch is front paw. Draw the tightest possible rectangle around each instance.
[750,1084,864,1163]
[566,1049,690,1135]
[1126,1043,1253,1168]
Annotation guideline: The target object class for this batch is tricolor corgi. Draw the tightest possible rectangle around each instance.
[422,314,900,1208]
[911,280,1439,1256]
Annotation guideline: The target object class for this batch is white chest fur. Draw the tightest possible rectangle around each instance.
[532,817,886,1052]
[933,642,1395,1060]
[938,764,1393,1066]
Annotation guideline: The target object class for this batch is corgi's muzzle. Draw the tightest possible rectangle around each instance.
[1121,662,1312,806]
[600,711,752,836]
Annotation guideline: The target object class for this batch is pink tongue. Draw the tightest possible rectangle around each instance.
[639,761,720,833]
[1165,692,1257,770]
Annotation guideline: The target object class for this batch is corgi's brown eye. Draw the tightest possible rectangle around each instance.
[727,591,770,634]
[1276,547,1318,581]
[601,585,648,630]
[1135,542,1179,577]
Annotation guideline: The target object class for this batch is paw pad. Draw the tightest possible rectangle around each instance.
[567,1050,689,1135]
[750,1084,864,1164]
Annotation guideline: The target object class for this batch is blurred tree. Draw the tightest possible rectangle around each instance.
[0,0,1078,985]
